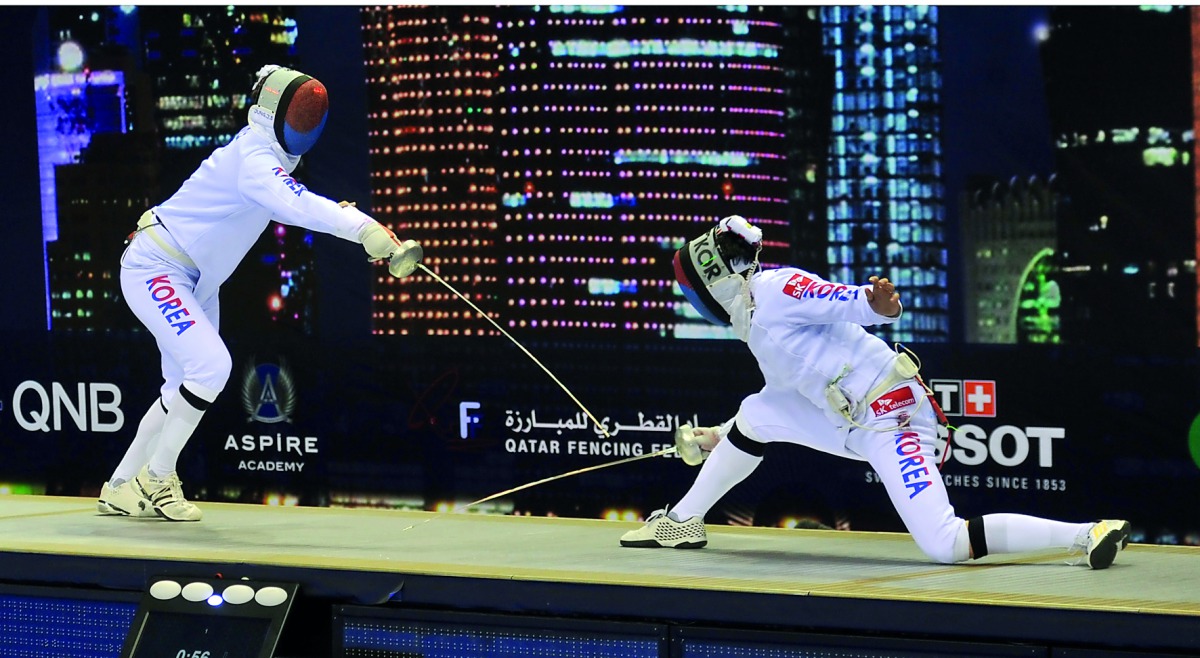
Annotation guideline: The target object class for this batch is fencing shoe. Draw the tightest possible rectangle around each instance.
[1083,519,1129,569]
[675,424,721,466]
[97,481,154,517]
[620,506,707,548]
[134,466,202,522]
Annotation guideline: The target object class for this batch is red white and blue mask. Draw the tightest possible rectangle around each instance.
[673,216,762,326]
[249,67,328,156]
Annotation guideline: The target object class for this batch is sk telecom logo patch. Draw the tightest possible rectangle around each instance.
[928,379,996,418]
[871,386,917,417]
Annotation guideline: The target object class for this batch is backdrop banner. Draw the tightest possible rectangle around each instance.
[0,331,1196,545]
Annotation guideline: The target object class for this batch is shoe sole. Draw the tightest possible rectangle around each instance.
[620,539,707,549]
[97,500,131,516]
[1115,520,1131,550]
[135,478,202,522]
[1087,529,1121,569]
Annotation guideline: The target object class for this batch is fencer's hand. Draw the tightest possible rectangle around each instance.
[717,215,763,247]
[359,221,404,262]
[865,275,901,317]
[338,200,356,208]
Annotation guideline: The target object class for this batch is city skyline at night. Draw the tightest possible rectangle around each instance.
[363,5,834,339]
[819,5,948,343]
[25,5,1200,350]
[1040,5,1196,350]
[37,6,316,333]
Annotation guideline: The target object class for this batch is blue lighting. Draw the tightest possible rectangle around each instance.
[569,191,614,208]
[550,39,778,59]
[207,594,223,606]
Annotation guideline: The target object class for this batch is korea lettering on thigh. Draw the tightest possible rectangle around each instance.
[120,237,213,351]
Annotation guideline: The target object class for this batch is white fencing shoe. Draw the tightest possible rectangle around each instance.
[97,481,154,517]
[134,466,202,522]
[1084,519,1129,569]
[620,507,707,548]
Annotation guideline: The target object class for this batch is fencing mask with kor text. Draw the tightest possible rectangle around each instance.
[248,65,329,156]
[672,216,763,332]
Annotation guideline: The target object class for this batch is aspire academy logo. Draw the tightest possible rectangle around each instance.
[240,357,297,424]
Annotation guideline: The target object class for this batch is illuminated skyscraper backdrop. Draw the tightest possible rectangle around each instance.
[819,5,948,343]
[364,5,830,339]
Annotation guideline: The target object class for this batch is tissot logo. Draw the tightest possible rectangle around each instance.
[240,359,296,424]
[928,379,996,417]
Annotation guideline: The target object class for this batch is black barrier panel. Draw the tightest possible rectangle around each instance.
[675,626,1044,658]
[333,606,667,658]
[0,584,139,657]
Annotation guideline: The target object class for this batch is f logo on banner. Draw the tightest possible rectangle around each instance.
[459,401,481,439]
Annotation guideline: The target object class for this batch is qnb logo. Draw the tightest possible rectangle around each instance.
[929,379,996,417]
[10,381,124,432]
[459,401,481,439]
[241,359,297,424]
[271,167,307,197]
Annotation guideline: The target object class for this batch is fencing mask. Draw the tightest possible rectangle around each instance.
[672,215,763,330]
[248,65,329,156]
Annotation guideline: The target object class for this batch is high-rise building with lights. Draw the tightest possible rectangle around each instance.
[364,5,830,339]
[361,6,501,337]
[48,131,159,330]
[40,6,317,332]
[141,6,314,335]
[1194,6,1200,346]
[1040,6,1195,349]
[37,8,153,331]
[819,5,948,343]
[961,176,1059,344]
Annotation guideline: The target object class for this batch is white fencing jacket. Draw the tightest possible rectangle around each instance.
[151,125,373,302]
[741,267,904,426]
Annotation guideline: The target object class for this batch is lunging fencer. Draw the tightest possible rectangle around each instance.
[98,65,421,521]
[621,216,1131,569]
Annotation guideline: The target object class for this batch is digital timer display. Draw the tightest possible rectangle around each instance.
[119,577,296,658]
[127,611,272,658]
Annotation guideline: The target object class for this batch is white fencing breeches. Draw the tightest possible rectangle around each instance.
[120,233,232,398]
[737,380,968,564]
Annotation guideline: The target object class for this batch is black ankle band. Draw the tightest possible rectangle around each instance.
[968,516,988,559]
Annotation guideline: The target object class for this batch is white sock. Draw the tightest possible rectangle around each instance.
[110,398,168,486]
[671,438,763,520]
[148,383,218,478]
[981,513,1092,554]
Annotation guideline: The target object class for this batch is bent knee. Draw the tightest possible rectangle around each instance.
[916,537,959,564]
[915,520,970,565]
[183,349,233,393]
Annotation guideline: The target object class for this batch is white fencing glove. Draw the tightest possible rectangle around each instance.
[358,221,423,278]
[674,424,723,466]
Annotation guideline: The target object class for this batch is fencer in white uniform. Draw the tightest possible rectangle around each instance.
[620,216,1131,569]
[97,65,420,521]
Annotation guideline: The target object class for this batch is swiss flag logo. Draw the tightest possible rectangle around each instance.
[962,380,996,417]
